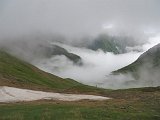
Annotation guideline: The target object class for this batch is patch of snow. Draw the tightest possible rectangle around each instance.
[0,86,110,103]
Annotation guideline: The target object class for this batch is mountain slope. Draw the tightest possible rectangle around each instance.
[88,34,144,54]
[1,40,82,65]
[0,50,99,93]
[114,43,160,74]
[46,45,82,65]
[88,34,120,54]
[113,43,160,84]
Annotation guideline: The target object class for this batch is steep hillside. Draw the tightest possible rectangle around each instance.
[88,34,120,54]
[46,45,82,65]
[0,50,99,93]
[1,40,82,65]
[113,43,160,81]
[88,34,143,54]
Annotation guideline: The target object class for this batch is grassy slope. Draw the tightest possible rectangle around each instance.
[0,87,159,120]
[113,44,160,76]
[0,50,160,119]
[0,50,103,94]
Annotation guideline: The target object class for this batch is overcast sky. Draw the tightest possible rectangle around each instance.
[0,0,160,38]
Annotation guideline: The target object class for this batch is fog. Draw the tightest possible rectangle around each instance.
[33,35,160,89]
[33,44,141,87]
[0,0,160,89]
[0,0,160,38]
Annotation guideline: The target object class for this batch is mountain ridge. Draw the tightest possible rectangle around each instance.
[114,43,160,74]
[112,43,160,87]
[0,50,101,94]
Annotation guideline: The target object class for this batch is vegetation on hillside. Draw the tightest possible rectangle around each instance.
[0,48,160,120]
[114,43,160,76]
[88,34,144,54]
[0,50,101,93]
[47,45,82,65]
[0,87,159,120]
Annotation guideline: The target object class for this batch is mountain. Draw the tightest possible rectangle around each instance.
[0,50,98,93]
[113,43,160,84]
[88,34,144,54]
[45,45,82,65]
[1,40,82,65]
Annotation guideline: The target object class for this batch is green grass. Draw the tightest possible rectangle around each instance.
[0,87,159,120]
[0,50,160,120]
[0,50,103,93]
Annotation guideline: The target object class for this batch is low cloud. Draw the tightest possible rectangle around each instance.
[33,35,160,89]
[33,43,141,88]
[103,63,160,89]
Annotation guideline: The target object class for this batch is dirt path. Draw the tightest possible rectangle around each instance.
[0,86,110,102]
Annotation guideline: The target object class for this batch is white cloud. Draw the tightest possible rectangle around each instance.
[34,43,141,87]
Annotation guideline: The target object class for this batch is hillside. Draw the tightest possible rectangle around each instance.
[0,50,100,93]
[0,86,160,120]
[114,43,160,73]
[113,43,160,82]
[1,40,82,65]
[88,34,143,54]
[46,45,82,65]
[0,50,160,120]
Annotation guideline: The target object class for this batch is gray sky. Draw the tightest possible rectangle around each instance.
[0,0,160,38]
